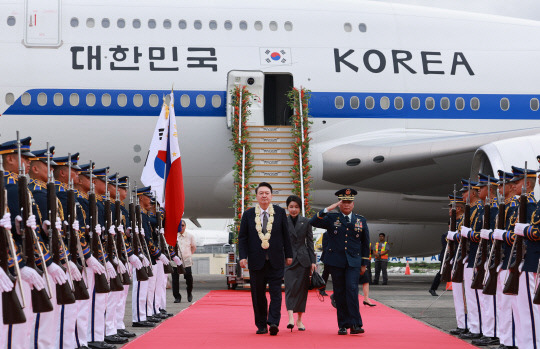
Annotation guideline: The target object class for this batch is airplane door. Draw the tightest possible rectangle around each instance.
[226,71,265,128]
[24,0,61,47]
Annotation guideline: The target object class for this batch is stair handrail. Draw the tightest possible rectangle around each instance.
[239,86,245,214]
[297,88,306,216]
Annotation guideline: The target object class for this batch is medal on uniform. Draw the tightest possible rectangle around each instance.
[334,220,341,227]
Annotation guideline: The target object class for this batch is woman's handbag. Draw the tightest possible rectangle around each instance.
[177,264,186,274]
[309,271,326,290]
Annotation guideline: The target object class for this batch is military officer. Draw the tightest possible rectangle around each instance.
[310,188,369,335]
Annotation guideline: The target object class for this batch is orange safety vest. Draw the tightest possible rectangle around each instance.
[375,242,388,260]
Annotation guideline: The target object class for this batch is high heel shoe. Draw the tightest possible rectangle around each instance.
[363,301,376,307]
[287,323,294,332]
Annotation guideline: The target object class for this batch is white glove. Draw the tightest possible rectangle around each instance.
[117,225,124,233]
[72,220,80,231]
[140,228,145,235]
[128,255,143,270]
[134,226,139,235]
[20,266,45,291]
[55,217,62,231]
[173,256,182,266]
[493,229,506,241]
[158,254,169,265]
[0,268,14,292]
[460,226,471,238]
[68,261,82,281]
[140,254,150,267]
[41,219,51,232]
[108,225,116,236]
[160,228,165,235]
[27,215,37,230]
[480,229,492,240]
[116,260,127,274]
[47,263,67,285]
[105,261,117,279]
[514,223,529,237]
[0,213,12,230]
[95,224,102,236]
[86,256,106,275]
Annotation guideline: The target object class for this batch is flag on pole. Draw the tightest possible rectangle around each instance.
[164,92,185,246]
[141,98,169,205]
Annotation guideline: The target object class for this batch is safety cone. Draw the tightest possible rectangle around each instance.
[446,282,453,291]
[404,261,411,275]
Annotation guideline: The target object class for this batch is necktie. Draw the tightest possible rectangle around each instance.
[344,215,350,223]
[262,212,268,233]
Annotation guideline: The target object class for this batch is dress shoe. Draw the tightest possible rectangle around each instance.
[104,335,128,344]
[147,316,161,323]
[429,289,438,296]
[174,297,181,303]
[132,321,155,327]
[187,293,193,302]
[330,294,337,309]
[256,327,268,334]
[269,324,279,336]
[287,323,294,332]
[78,346,90,349]
[319,289,328,297]
[88,341,116,349]
[449,328,468,335]
[350,325,365,334]
[117,329,136,338]
[160,309,174,317]
[459,332,482,339]
[338,328,347,335]
[382,282,388,285]
[363,300,376,307]
[155,313,169,319]
[472,336,499,346]
[491,345,517,349]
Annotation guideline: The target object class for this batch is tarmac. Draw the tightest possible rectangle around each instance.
[120,273,473,348]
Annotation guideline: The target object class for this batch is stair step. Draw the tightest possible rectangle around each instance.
[248,182,295,188]
[253,160,294,166]
[252,154,292,161]
[251,175,293,182]
[247,137,295,143]
[247,126,293,132]
[251,143,293,149]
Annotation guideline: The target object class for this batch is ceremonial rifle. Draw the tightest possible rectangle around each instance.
[88,163,110,293]
[451,179,471,283]
[471,177,491,289]
[440,185,456,283]
[128,179,148,281]
[483,177,505,295]
[113,174,131,285]
[155,198,173,274]
[0,156,26,324]
[104,171,124,292]
[503,162,528,295]
[534,258,540,304]
[134,184,154,277]
[16,132,53,313]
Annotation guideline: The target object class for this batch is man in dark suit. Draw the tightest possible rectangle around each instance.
[310,188,370,335]
[238,182,293,335]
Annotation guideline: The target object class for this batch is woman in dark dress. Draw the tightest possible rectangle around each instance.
[284,195,316,331]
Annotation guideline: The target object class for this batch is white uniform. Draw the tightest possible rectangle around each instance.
[132,267,149,323]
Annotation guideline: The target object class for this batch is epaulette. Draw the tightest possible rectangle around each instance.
[96,195,103,202]
[141,207,148,215]
[148,212,155,217]
[491,200,498,208]
[527,192,535,203]
[29,178,46,191]
[77,190,89,200]
[120,201,126,207]
[54,180,69,192]
[3,171,17,185]
[510,201,518,207]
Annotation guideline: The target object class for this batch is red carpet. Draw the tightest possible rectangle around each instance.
[124,290,475,348]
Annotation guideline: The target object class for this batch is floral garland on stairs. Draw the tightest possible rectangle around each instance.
[287,87,313,216]
[230,85,254,244]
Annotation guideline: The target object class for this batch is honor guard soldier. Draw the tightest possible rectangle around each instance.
[310,188,369,335]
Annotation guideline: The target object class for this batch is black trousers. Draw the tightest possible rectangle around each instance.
[430,264,442,291]
[327,264,362,328]
[249,260,284,329]
[321,264,330,290]
[374,260,388,284]
[172,266,193,299]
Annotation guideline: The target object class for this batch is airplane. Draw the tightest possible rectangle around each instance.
[2,0,540,257]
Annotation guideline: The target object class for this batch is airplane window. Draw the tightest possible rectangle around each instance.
[284,21,293,31]
[425,97,435,110]
[53,93,63,106]
[224,20,233,30]
[209,20,218,30]
[344,23,352,32]
[7,16,16,26]
[455,97,465,110]
[117,94,127,107]
[500,98,509,111]
[148,94,159,107]
[5,93,14,106]
[212,95,222,108]
[102,94,111,107]
[163,19,172,29]
[346,158,361,166]
[196,94,206,108]
[148,19,157,29]
[133,19,141,29]
[101,18,110,28]
[411,97,420,110]
[117,19,126,28]
[86,18,95,28]
[470,97,480,110]
[269,21,278,31]
[70,18,79,27]
[133,94,143,107]
[69,93,79,107]
[531,98,539,111]
[240,21,248,30]
[350,96,360,109]
[334,96,344,109]
[373,156,385,163]
[37,93,47,106]
[440,97,450,110]
[179,20,187,29]
[255,21,263,31]
[365,96,375,109]
[21,93,31,106]
[180,94,190,107]
[194,20,202,30]
[380,96,390,110]
[359,23,367,32]
[394,97,403,110]
[86,93,96,107]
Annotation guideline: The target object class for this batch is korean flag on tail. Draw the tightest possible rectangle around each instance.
[260,48,291,66]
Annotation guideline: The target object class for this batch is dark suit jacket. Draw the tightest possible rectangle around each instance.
[287,216,316,268]
[238,204,293,271]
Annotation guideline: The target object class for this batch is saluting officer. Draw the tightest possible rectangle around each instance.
[310,188,369,335]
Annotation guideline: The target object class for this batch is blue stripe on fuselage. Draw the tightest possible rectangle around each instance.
[4,89,540,120]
